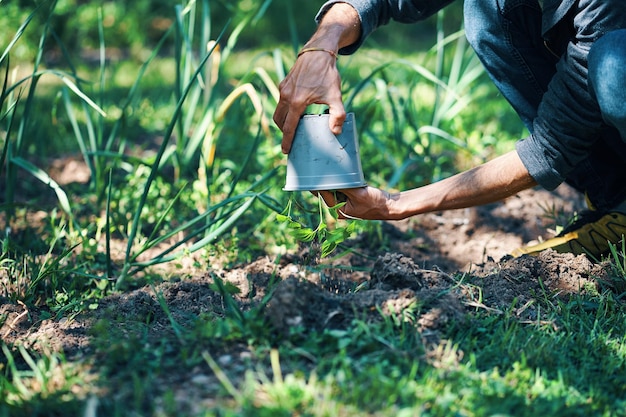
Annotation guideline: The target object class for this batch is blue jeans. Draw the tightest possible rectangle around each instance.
[588,31,626,139]
[464,0,626,210]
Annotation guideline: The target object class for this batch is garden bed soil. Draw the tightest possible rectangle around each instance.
[1,183,618,410]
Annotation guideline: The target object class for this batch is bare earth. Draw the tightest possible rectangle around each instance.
[1,183,618,411]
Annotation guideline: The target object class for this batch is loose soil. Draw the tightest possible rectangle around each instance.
[1,182,620,411]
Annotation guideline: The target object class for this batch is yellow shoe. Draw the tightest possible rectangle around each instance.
[512,211,626,259]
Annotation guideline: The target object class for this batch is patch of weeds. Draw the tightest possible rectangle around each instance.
[109,166,191,237]
[201,307,430,415]
[0,343,94,416]
[191,274,274,348]
[411,357,598,416]
[0,227,109,319]
[87,317,177,415]
[537,200,576,236]
[602,240,626,295]
[453,289,626,414]
[204,236,255,268]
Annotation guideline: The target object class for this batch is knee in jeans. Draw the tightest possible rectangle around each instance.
[589,30,626,125]
[463,0,499,50]
[465,0,544,52]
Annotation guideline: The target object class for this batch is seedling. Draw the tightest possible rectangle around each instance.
[277,192,357,258]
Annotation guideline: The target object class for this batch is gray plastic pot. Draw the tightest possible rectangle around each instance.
[284,113,366,191]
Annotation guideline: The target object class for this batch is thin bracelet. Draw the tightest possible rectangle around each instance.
[297,47,338,59]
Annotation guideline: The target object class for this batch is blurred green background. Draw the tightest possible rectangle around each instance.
[2,0,463,60]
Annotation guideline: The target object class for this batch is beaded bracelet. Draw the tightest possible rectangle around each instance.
[297,47,338,59]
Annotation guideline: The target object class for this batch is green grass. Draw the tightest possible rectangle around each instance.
[183,286,626,417]
[3,1,625,416]
[13,282,619,417]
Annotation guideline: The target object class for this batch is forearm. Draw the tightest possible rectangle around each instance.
[389,150,537,219]
[305,3,361,52]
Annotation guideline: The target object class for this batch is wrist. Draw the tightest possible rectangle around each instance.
[309,3,360,51]
[303,30,342,55]
[297,47,338,59]
[383,191,407,220]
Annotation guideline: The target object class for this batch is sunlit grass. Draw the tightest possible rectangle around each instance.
[3,1,626,416]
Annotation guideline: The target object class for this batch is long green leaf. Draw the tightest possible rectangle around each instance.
[0,100,17,177]
[0,58,19,176]
[105,169,113,279]
[104,21,176,151]
[417,125,467,149]
[123,24,229,264]
[133,192,258,256]
[59,74,107,117]
[62,88,94,179]
[2,69,107,118]
[130,195,256,269]
[136,182,189,255]
[344,59,454,109]
[0,7,38,65]
[11,157,72,215]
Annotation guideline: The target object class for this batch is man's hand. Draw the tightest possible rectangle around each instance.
[273,52,346,154]
[318,187,400,220]
[272,3,361,154]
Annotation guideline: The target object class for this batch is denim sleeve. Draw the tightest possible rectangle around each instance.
[517,1,626,190]
[315,0,455,54]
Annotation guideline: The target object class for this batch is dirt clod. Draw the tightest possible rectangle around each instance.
[370,253,426,290]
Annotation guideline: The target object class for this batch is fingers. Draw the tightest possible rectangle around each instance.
[273,71,305,154]
[335,191,347,203]
[273,52,345,154]
[317,190,337,207]
[274,95,306,154]
[327,94,346,136]
[277,110,345,154]
[279,105,345,154]
[316,189,362,220]
[280,111,301,154]
[316,190,351,220]
[317,190,349,206]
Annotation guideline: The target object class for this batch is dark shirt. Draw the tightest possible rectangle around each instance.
[316,0,626,190]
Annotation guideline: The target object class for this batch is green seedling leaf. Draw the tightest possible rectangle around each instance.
[288,220,302,229]
[0,7,38,65]
[58,74,107,117]
[12,157,72,215]
[328,201,347,211]
[325,228,348,244]
[276,213,289,222]
[321,240,338,258]
[342,222,358,238]
[280,193,360,257]
[211,275,245,324]
[293,228,316,242]
[328,198,347,220]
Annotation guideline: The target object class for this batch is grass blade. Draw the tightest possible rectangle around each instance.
[123,24,228,266]
[105,169,113,279]
[58,74,107,117]
[11,157,72,216]
[0,7,38,65]
[129,194,257,270]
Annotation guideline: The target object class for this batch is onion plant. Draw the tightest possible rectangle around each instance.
[113,0,280,287]
[2,0,284,291]
[1,1,107,226]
